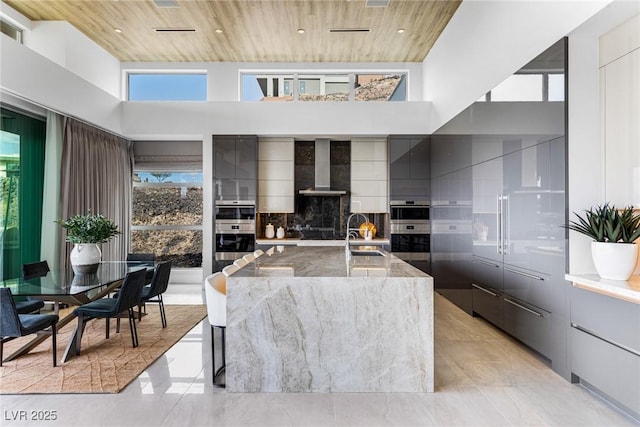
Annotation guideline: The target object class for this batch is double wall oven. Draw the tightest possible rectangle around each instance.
[389,201,430,272]
[214,201,256,268]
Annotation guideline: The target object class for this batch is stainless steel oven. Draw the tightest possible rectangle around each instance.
[389,201,430,271]
[215,201,256,264]
[390,200,430,222]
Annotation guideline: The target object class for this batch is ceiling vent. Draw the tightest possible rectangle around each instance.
[365,0,391,7]
[152,0,179,8]
[153,27,196,33]
[329,28,370,33]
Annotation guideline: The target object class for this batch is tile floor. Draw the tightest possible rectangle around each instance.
[0,284,637,427]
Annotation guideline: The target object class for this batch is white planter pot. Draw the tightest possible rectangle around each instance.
[591,241,639,281]
[70,243,102,274]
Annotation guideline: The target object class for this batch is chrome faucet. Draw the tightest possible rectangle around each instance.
[345,213,370,253]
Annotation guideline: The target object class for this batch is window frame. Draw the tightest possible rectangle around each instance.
[130,170,204,268]
[124,70,208,101]
[239,70,408,102]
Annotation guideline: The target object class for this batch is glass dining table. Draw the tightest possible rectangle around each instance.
[0,261,154,363]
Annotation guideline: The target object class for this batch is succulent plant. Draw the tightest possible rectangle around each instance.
[566,203,640,243]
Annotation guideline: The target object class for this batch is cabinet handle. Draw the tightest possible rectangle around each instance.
[472,283,498,297]
[472,258,500,269]
[504,298,542,317]
[571,323,640,357]
[496,195,502,254]
[503,194,510,255]
[504,267,545,281]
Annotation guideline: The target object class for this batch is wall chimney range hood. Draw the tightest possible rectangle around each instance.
[299,139,347,196]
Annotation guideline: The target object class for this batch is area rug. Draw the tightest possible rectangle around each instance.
[0,304,207,394]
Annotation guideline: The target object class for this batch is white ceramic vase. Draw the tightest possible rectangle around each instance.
[70,243,102,274]
[265,223,275,239]
[591,241,638,281]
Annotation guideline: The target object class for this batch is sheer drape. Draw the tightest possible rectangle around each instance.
[41,111,63,268]
[59,118,132,267]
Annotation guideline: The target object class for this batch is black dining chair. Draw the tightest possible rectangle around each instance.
[126,253,155,285]
[21,261,50,280]
[73,268,146,354]
[15,261,50,314]
[0,288,59,367]
[138,261,172,328]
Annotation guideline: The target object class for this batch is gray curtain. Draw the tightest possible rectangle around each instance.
[59,118,132,267]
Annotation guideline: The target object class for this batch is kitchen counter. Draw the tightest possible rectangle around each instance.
[256,238,390,246]
[565,273,640,304]
[226,246,433,392]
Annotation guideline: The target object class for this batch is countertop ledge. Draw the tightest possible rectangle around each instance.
[565,273,640,305]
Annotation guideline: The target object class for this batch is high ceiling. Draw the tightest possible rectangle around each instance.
[5,0,461,63]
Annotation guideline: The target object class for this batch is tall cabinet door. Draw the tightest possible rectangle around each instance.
[213,135,257,201]
[472,155,503,264]
[501,139,565,276]
[214,136,237,179]
[236,136,258,179]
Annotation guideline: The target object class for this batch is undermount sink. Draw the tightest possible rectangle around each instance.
[350,249,385,257]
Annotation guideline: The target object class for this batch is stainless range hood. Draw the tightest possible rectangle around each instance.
[299,138,347,196]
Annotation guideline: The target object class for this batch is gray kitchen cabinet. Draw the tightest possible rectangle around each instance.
[236,136,258,179]
[466,138,567,370]
[389,136,430,200]
[430,135,472,178]
[431,167,473,315]
[472,256,504,328]
[570,287,640,419]
[503,294,552,357]
[214,136,237,179]
[213,135,257,201]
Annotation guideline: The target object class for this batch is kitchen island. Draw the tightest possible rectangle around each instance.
[226,246,433,392]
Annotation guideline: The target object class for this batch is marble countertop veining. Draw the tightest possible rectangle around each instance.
[233,246,427,278]
[565,273,640,304]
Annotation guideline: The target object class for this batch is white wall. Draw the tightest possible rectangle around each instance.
[0,33,122,134]
[121,101,430,137]
[423,0,614,133]
[23,21,121,98]
[600,14,640,207]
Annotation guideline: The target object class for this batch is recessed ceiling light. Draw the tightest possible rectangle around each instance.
[297,28,305,34]
[397,28,405,34]
[215,28,223,34]
[114,28,123,33]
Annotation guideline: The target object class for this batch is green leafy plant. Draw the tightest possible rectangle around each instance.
[566,203,640,243]
[56,210,120,244]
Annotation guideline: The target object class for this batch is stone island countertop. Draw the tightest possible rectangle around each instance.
[226,246,434,392]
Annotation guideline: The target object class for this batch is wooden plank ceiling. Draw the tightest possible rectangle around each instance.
[6,0,461,62]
